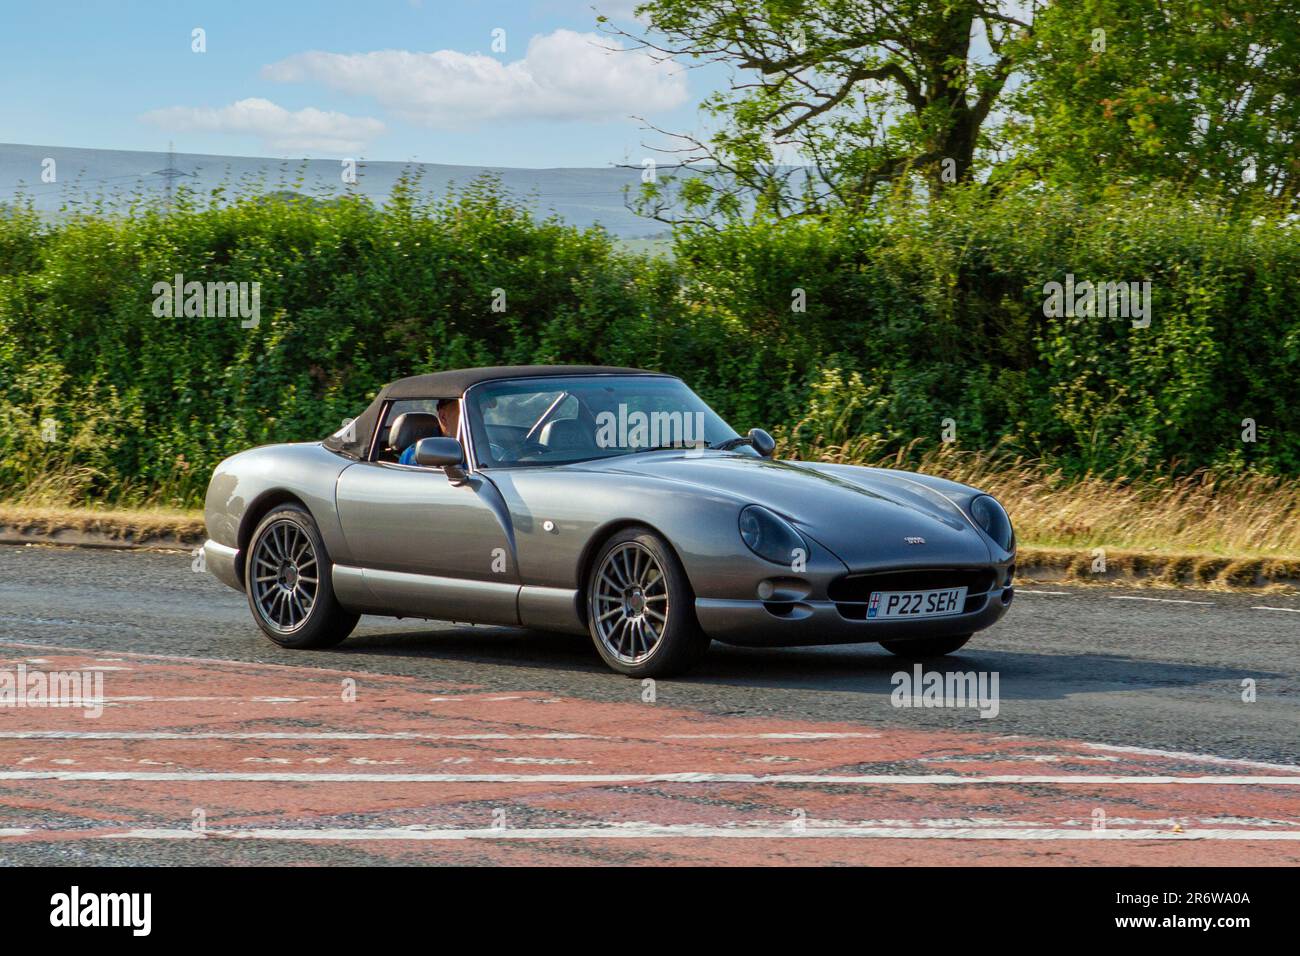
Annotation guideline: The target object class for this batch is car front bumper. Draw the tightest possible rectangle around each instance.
[694,586,1014,647]
[202,539,243,592]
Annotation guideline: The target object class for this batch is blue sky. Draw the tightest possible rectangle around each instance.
[0,0,714,168]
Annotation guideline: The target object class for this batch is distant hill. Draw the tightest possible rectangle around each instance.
[0,142,674,240]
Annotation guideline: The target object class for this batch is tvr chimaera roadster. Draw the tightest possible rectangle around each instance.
[203,365,1015,676]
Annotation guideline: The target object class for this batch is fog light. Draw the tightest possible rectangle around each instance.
[757,580,775,600]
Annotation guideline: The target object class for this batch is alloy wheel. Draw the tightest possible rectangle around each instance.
[593,541,669,665]
[251,519,319,633]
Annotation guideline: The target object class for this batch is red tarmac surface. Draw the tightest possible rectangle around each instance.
[2,642,1298,865]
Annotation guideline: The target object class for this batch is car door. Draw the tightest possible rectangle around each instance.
[334,460,520,625]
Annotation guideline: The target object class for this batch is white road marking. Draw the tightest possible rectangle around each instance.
[2,770,1298,785]
[1079,742,1300,774]
[0,730,877,742]
[0,731,596,741]
[0,639,445,682]
[93,696,334,704]
[57,825,1300,842]
[1251,606,1300,613]
[1108,596,1216,605]
[663,732,881,740]
[918,754,1120,764]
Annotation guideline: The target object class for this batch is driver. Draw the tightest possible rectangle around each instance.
[399,398,461,465]
[436,397,460,442]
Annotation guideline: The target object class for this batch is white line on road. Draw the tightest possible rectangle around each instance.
[2,770,1299,785]
[1251,606,1300,613]
[665,732,883,740]
[0,730,881,742]
[1108,596,1216,605]
[1079,742,1300,774]
[61,825,1300,841]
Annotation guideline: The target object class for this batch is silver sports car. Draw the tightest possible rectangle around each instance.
[203,365,1015,676]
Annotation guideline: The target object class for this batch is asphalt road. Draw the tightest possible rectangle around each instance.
[1,543,1298,865]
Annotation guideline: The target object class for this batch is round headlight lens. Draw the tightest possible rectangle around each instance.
[738,505,806,566]
[970,495,1015,552]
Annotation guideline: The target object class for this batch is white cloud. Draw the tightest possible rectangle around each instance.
[140,97,385,154]
[262,29,687,128]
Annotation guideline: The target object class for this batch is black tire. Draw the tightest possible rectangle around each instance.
[879,633,973,658]
[585,526,710,677]
[244,505,359,649]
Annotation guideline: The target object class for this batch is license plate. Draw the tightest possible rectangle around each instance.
[867,587,967,619]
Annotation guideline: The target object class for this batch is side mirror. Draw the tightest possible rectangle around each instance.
[414,436,467,483]
[748,428,776,458]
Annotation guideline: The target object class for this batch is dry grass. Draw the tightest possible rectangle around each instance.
[783,436,1300,559]
[0,502,205,545]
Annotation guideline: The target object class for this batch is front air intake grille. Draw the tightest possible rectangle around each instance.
[829,568,997,620]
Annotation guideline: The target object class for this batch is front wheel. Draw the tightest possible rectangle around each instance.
[586,527,710,677]
[245,505,359,649]
[879,633,973,658]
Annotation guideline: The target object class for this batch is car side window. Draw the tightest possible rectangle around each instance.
[373,399,441,464]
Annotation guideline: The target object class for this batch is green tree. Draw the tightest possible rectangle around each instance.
[606,0,1033,222]
[1000,0,1300,204]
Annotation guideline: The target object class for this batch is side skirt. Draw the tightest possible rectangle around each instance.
[330,566,585,634]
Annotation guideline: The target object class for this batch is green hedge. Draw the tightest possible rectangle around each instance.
[0,178,1296,507]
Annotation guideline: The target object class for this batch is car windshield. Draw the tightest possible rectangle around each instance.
[465,375,744,468]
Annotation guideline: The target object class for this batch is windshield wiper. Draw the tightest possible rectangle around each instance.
[709,428,776,457]
[629,443,705,454]
[708,437,749,451]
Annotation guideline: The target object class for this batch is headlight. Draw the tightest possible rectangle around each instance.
[970,495,1015,551]
[738,505,806,566]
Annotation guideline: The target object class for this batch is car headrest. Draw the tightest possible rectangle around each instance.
[388,412,443,453]
[539,418,592,452]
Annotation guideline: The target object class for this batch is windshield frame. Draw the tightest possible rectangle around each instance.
[463,373,741,470]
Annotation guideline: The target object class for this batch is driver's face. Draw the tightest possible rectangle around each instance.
[438,401,460,439]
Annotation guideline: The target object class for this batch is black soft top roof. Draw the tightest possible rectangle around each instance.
[323,364,670,459]
[385,364,663,400]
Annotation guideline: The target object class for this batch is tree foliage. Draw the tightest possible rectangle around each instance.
[2,180,1297,506]
[1006,0,1300,204]
[610,0,1300,219]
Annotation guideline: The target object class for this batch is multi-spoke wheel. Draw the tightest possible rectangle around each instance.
[244,505,359,649]
[586,527,710,677]
[252,519,319,632]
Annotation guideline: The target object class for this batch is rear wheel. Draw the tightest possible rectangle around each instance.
[586,527,710,677]
[880,633,973,658]
[245,505,359,649]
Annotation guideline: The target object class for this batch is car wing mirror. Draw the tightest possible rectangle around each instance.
[414,436,468,484]
[748,428,776,458]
